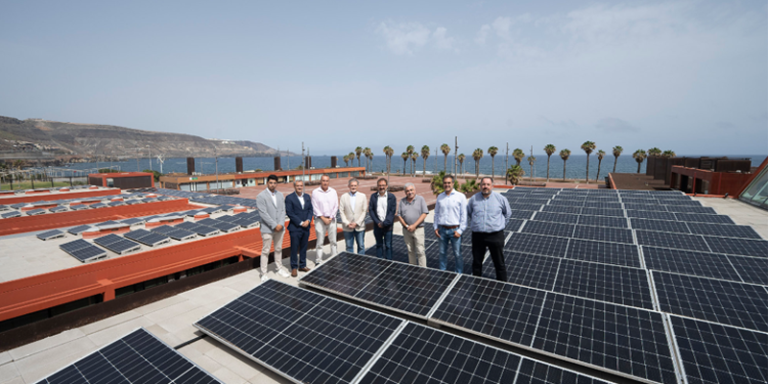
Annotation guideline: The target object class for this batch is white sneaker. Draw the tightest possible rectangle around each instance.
[315,256,323,264]
[261,274,271,283]
[277,269,290,278]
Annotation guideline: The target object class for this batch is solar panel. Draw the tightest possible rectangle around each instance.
[215,214,239,222]
[576,214,629,228]
[108,201,125,207]
[35,328,221,384]
[423,243,477,274]
[542,205,583,215]
[301,252,456,318]
[726,255,768,285]
[67,224,92,235]
[653,271,768,332]
[623,203,668,212]
[626,210,677,221]
[532,294,679,384]
[685,222,763,240]
[630,218,690,234]
[365,235,437,265]
[430,275,546,346]
[195,280,403,384]
[505,232,569,257]
[663,206,716,214]
[125,229,171,247]
[25,208,47,215]
[197,218,240,232]
[514,358,614,384]
[674,213,735,224]
[49,206,68,213]
[572,225,634,244]
[521,220,575,238]
[508,209,534,220]
[90,203,107,209]
[1,211,21,219]
[233,216,260,229]
[582,202,623,209]
[484,252,561,290]
[175,221,221,236]
[37,229,65,241]
[581,208,625,218]
[59,239,107,262]
[93,234,141,255]
[642,247,743,282]
[553,259,654,309]
[69,204,88,211]
[504,218,525,232]
[0,205,8,211]
[120,217,146,226]
[669,315,768,384]
[151,225,197,241]
[704,237,768,258]
[10,203,27,209]
[531,211,580,224]
[636,230,711,252]
[565,239,641,267]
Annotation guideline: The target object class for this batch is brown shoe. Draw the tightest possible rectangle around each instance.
[291,269,298,277]
[299,267,311,272]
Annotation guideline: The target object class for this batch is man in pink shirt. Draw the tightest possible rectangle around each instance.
[311,174,338,263]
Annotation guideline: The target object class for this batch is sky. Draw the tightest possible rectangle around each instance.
[1,1,766,156]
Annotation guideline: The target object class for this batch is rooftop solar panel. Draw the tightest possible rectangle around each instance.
[33,328,222,384]
[48,206,67,213]
[626,210,677,221]
[577,214,630,229]
[704,237,768,258]
[151,225,197,241]
[365,235,436,265]
[582,202,624,209]
[643,246,743,282]
[554,259,654,309]
[505,232,569,257]
[119,217,145,226]
[521,220,575,238]
[484,252,561,290]
[10,203,27,209]
[565,239,641,267]
[504,218,525,232]
[1,211,21,219]
[531,211,580,224]
[582,208,625,218]
[423,243,477,274]
[542,205,583,215]
[90,203,107,209]
[508,209,535,220]
[124,229,171,247]
[69,204,88,211]
[630,218,690,234]
[93,234,142,255]
[59,239,107,262]
[430,275,546,346]
[66,224,92,235]
[623,203,668,212]
[195,280,403,384]
[653,271,768,332]
[573,225,634,244]
[636,230,711,252]
[532,294,679,384]
[514,358,614,384]
[670,316,768,384]
[663,206,716,214]
[25,208,47,215]
[674,213,735,224]
[175,221,221,237]
[0,205,8,211]
[685,222,763,240]
[197,218,240,233]
[37,229,65,241]
[726,255,768,285]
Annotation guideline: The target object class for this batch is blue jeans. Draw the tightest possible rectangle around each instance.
[344,230,365,254]
[439,227,463,273]
[373,226,393,260]
[289,229,308,270]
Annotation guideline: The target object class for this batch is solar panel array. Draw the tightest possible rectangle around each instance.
[0,192,181,219]
[93,234,142,255]
[59,239,108,262]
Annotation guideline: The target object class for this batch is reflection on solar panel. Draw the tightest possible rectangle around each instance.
[301,252,457,318]
[60,239,107,262]
[642,247,743,282]
[33,328,221,384]
[627,210,677,221]
[686,222,763,239]
[195,280,403,384]
[431,275,546,346]
[565,239,641,267]
[727,255,768,285]
[653,271,768,332]
[37,229,65,241]
[505,233,569,257]
[484,252,561,290]
[522,221,575,238]
[670,316,768,384]
[124,229,171,247]
[151,225,197,241]
[704,237,768,258]
[636,230,711,252]
[674,213,735,224]
[93,234,141,255]
[554,259,654,309]
[532,294,678,384]
[573,225,634,244]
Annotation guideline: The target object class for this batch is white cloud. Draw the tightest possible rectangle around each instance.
[376,22,457,55]
[475,25,491,45]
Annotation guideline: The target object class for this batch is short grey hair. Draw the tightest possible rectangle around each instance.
[404,182,415,190]
[320,174,330,180]
[293,180,304,186]
[348,178,359,186]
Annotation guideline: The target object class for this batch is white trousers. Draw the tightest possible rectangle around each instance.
[314,218,337,260]
[261,230,285,274]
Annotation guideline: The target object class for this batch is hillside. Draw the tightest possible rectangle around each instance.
[0,116,289,158]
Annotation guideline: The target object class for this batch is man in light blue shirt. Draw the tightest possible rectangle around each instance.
[433,175,467,273]
[467,177,511,281]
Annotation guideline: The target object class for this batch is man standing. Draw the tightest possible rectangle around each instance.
[256,175,290,282]
[369,178,396,260]
[339,178,367,254]
[285,180,313,277]
[397,182,429,267]
[311,174,338,264]
[467,177,511,281]
[434,175,467,273]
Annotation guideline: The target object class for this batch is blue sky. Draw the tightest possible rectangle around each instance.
[1,1,766,156]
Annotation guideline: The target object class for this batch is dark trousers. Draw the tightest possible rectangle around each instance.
[471,231,507,281]
[373,226,393,260]
[289,228,309,269]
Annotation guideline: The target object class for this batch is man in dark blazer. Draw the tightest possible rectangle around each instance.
[285,180,313,277]
[369,178,397,260]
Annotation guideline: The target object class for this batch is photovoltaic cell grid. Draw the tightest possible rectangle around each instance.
[505,232,569,257]
[365,235,439,265]
[642,247,744,282]
[34,328,221,384]
[566,239,641,268]
[522,220,575,238]
[636,230,711,252]
[573,226,634,244]
[532,211,580,224]
[37,229,65,241]
[686,222,763,240]
[195,280,403,384]
[59,239,107,262]
[553,259,654,309]
[93,234,142,255]
[483,252,561,291]
[727,255,768,285]
[704,237,768,258]
[577,214,629,228]
[124,229,171,247]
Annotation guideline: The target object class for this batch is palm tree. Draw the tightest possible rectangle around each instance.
[457,154,465,174]
[348,152,355,168]
[581,141,596,184]
[343,155,350,167]
[662,150,676,158]
[612,146,623,173]
[367,148,374,172]
[648,147,662,157]
[472,148,483,178]
[411,153,418,176]
[506,165,525,185]
[527,155,536,181]
[401,152,409,174]
[383,146,393,174]
[406,145,415,174]
[513,148,525,166]
[421,145,430,176]
[633,149,647,173]
[488,146,498,179]
[440,144,451,172]
[544,144,556,181]
[355,147,363,167]
[595,150,605,182]
[560,149,571,181]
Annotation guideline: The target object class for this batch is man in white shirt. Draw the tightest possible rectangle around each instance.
[339,178,367,254]
[434,174,467,273]
[311,174,338,263]
[256,174,290,282]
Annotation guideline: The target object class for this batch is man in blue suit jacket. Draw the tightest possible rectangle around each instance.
[369,178,397,260]
[285,180,313,277]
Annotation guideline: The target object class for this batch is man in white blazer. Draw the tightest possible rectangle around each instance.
[339,178,367,254]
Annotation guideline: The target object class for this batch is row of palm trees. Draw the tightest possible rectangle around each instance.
[341,144,676,182]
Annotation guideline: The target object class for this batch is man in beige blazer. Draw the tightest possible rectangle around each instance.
[339,178,367,254]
